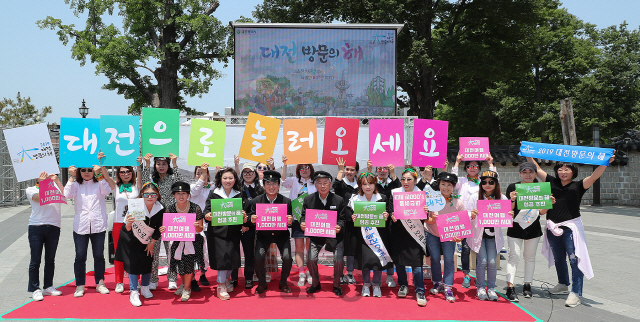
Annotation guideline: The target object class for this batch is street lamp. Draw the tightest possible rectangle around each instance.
[79,99,89,118]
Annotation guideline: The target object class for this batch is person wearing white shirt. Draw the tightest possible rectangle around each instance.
[64,165,111,297]
[191,163,216,287]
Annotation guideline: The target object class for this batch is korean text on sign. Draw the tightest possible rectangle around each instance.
[210,198,243,226]
[353,201,386,227]
[436,210,473,242]
[392,191,427,220]
[256,204,288,230]
[162,213,197,241]
[516,182,553,210]
[304,209,337,238]
[477,200,512,227]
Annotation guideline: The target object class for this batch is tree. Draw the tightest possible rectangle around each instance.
[0,93,52,128]
[38,0,237,114]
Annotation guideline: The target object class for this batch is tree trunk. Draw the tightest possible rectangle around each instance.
[158,0,179,110]
[534,64,548,142]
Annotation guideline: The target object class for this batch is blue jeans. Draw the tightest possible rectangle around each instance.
[217,270,232,284]
[129,273,151,290]
[425,233,456,287]
[461,238,471,275]
[476,238,497,289]
[72,231,106,286]
[28,225,60,292]
[547,228,583,296]
[396,265,424,294]
[362,269,382,284]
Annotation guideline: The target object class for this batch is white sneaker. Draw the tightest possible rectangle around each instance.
[217,285,230,300]
[266,273,272,283]
[307,274,312,285]
[43,287,62,296]
[226,280,234,292]
[140,286,153,299]
[96,281,110,294]
[181,288,191,302]
[32,289,44,301]
[565,292,581,307]
[74,285,85,298]
[373,284,382,298]
[168,281,178,290]
[129,290,142,307]
[549,283,569,295]
[362,283,371,297]
[386,275,396,288]
[477,287,488,301]
[115,283,125,293]
[487,288,499,301]
[298,273,306,287]
[148,282,158,290]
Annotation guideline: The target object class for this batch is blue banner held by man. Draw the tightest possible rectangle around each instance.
[518,141,614,166]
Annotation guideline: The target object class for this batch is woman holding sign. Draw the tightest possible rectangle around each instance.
[387,168,427,307]
[204,167,248,300]
[527,155,615,308]
[334,158,360,285]
[114,182,165,307]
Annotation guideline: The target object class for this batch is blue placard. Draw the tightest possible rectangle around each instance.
[519,141,614,166]
[60,118,101,168]
[100,115,140,166]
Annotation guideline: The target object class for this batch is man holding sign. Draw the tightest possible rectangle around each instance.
[248,170,294,294]
[300,171,347,296]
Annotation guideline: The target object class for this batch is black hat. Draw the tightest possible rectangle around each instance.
[154,156,170,163]
[519,162,537,173]
[437,172,458,185]
[479,170,499,181]
[171,181,190,194]
[313,170,333,182]
[263,170,281,183]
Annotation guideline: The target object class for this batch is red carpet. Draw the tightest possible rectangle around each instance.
[3,267,538,321]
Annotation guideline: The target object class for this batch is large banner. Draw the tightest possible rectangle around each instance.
[519,141,614,166]
[234,27,397,116]
[3,123,59,182]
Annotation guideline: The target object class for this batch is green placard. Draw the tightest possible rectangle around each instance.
[516,182,553,209]
[187,119,226,167]
[291,193,308,222]
[353,201,386,227]
[142,107,180,157]
[210,198,243,226]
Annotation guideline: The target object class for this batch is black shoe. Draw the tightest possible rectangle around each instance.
[245,280,253,289]
[306,284,321,294]
[506,287,518,302]
[346,272,356,285]
[333,286,343,296]
[255,284,267,294]
[191,280,201,292]
[523,284,532,298]
[231,280,238,287]
[199,274,210,286]
[279,284,292,293]
[340,274,346,285]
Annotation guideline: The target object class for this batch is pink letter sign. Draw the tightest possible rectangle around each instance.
[304,209,337,238]
[412,119,449,168]
[436,210,473,242]
[459,137,490,161]
[477,200,512,227]
[322,117,359,166]
[392,191,427,220]
[369,119,404,167]
[256,204,288,231]
[38,178,67,205]
[162,213,197,241]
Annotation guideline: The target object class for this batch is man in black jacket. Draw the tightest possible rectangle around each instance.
[300,171,347,296]
[248,170,294,294]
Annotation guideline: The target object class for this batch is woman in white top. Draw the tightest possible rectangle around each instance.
[190,163,216,287]
[281,155,317,287]
[64,164,112,298]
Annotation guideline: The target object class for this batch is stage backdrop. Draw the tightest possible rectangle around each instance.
[233,24,401,117]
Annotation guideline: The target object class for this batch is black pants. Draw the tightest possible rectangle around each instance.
[307,239,344,288]
[254,235,293,286]
[232,228,255,282]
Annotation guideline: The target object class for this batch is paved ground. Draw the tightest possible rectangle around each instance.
[0,203,638,321]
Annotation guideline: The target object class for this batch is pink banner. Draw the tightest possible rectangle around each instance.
[477,200,513,227]
[392,191,427,220]
[436,210,473,242]
[256,204,288,230]
[411,119,449,168]
[459,137,490,161]
[162,213,197,241]
[38,178,67,205]
[369,119,404,167]
[304,209,337,238]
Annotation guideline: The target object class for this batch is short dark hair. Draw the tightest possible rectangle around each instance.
[116,166,136,186]
[345,161,360,172]
[553,162,579,179]
[76,168,98,184]
[214,167,242,191]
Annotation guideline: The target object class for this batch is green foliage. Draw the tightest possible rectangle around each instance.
[0,93,52,128]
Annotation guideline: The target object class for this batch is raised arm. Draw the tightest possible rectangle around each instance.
[583,154,616,190]
[281,155,289,180]
[526,157,547,182]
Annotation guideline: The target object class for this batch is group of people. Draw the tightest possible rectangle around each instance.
[26,150,615,309]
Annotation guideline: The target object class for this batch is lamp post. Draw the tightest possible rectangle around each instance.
[592,124,601,206]
[79,99,89,118]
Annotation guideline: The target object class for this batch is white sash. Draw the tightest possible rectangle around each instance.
[132,221,154,244]
[349,193,393,266]
[514,209,540,230]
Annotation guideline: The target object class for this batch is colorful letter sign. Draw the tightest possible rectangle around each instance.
[283,119,318,164]
[239,113,281,163]
[100,115,140,166]
[369,119,404,167]
[436,210,473,242]
[322,117,359,166]
[304,209,337,238]
[477,200,512,227]
[210,198,243,226]
[141,108,180,157]
[3,123,59,182]
[353,201,386,227]
[256,204,288,230]
[162,213,197,241]
[392,191,427,220]
[516,182,553,209]
[188,119,226,167]
[519,141,615,166]
[459,137,490,161]
[38,178,66,205]
[60,117,100,168]
[412,119,448,168]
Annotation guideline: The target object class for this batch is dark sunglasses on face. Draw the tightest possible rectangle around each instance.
[119,170,132,175]
[256,166,268,170]
[79,168,92,173]
[143,192,158,198]
[299,165,311,170]
[466,165,479,169]
[481,180,496,185]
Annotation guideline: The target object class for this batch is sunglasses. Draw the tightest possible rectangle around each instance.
[299,165,311,170]
[119,170,132,175]
[256,166,268,170]
[466,165,479,169]
[143,192,158,198]
[79,168,92,173]
[481,180,496,185]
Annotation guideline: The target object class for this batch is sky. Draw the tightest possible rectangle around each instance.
[1,0,639,124]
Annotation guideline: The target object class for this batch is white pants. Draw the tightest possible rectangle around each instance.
[506,236,540,284]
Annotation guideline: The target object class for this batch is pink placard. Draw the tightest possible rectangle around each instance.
[459,137,490,161]
[411,119,449,168]
[162,213,197,241]
[369,119,405,167]
[38,178,67,205]
[392,191,427,220]
[304,209,337,238]
[477,200,513,227]
[256,204,288,231]
[436,210,473,242]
